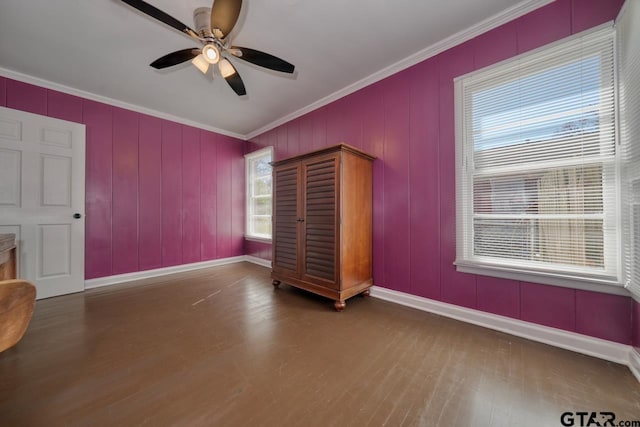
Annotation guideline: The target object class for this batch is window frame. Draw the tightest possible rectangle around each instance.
[454,24,627,296]
[618,0,640,299]
[245,146,274,242]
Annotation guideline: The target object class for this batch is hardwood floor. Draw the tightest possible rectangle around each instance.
[1,262,638,426]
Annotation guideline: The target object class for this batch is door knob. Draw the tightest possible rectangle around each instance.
[73,213,82,219]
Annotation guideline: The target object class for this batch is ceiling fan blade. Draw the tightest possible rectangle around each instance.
[150,48,200,69]
[221,60,246,96]
[120,0,200,40]
[210,0,242,39]
[229,47,295,74]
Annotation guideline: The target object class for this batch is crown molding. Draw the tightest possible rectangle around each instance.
[1,0,554,142]
[0,66,246,141]
[244,0,554,140]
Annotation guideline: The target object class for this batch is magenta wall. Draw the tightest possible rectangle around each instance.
[247,0,634,344]
[634,300,640,351]
[244,239,272,261]
[0,77,245,279]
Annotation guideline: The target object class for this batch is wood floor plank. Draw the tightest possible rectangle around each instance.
[0,262,638,426]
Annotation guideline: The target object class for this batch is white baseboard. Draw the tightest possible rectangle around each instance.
[84,256,247,289]
[244,256,272,268]
[85,255,272,289]
[630,349,640,383]
[370,286,633,367]
[83,263,638,382]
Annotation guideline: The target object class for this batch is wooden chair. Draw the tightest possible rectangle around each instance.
[0,280,36,353]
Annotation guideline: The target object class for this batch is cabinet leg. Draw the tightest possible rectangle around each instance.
[361,289,371,297]
[272,280,281,288]
[334,300,346,312]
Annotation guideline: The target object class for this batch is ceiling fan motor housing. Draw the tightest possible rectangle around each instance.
[193,7,213,38]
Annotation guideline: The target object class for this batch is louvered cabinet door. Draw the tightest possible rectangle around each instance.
[272,164,301,277]
[300,153,340,289]
[271,144,374,311]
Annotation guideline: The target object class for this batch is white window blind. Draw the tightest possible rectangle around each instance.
[455,27,620,286]
[245,147,273,240]
[618,0,640,298]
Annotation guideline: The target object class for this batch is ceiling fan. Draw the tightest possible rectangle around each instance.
[119,0,295,96]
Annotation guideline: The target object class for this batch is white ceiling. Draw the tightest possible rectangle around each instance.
[0,0,547,138]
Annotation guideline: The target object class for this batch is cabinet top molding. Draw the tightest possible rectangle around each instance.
[271,143,376,167]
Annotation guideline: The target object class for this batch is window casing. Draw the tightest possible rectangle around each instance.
[245,147,273,240]
[455,26,621,289]
[618,0,640,298]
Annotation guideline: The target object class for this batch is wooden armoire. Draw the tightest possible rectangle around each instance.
[270,144,375,311]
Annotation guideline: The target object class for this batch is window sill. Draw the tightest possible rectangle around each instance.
[454,261,629,297]
[244,236,272,244]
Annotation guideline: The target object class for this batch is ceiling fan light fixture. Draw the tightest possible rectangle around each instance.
[219,59,236,78]
[118,0,295,96]
[192,54,210,74]
[202,44,220,64]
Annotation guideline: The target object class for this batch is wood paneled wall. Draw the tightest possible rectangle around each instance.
[246,0,635,345]
[0,78,245,279]
[634,301,640,351]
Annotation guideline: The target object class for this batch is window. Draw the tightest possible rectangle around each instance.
[455,27,620,288]
[619,0,640,298]
[245,147,273,240]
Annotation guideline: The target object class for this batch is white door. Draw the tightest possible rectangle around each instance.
[0,106,85,299]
